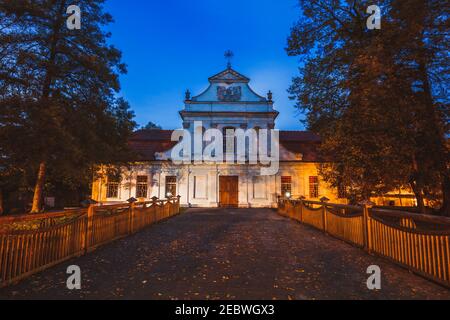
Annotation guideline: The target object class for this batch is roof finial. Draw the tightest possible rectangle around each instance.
[224,50,234,69]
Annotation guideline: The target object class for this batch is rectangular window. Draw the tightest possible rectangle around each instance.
[136,175,148,199]
[281,176,292,197]
[165,176,177,198]
[106,175,119,199]
[309,176,319,198]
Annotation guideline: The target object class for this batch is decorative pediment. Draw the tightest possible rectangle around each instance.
[208,68,250,84]
[189,66,270,103]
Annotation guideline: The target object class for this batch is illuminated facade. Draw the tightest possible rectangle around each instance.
[92,67,416,208]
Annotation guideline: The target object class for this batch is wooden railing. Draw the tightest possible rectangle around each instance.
[278,199,450,288]
[0,196,181,288]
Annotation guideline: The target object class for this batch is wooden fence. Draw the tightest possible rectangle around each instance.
[0,196,181,288]
[278,199,450,288]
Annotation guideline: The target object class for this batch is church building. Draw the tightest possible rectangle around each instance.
[92,65,415,208]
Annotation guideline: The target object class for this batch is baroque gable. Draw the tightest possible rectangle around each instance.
[190,67,268,103]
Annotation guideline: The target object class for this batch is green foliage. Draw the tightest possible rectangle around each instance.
[287,0,449,211]
[143,122,162,130]
[142,121,162,130]
[0,0,136,212]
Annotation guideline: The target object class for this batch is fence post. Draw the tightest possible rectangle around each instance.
[294,201,299,221]
[152,196,159,221]
[299,198,304,223]
[85,204,95,253]
[168,198,172,216]
[360,200,375,253]
[278,196,284,216]
[287,200,291,218]
[177,195,181,214]
[320,197,330,233]
[129,202,135,234]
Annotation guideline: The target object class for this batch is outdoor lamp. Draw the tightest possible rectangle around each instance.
[285,192,292,199]
[166,192,173,198]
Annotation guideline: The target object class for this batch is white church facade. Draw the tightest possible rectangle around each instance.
[92,66,415,208]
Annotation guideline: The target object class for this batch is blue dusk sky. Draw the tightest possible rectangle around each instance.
[104,0,305,130]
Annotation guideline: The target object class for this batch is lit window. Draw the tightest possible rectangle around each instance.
[107,175,119,199]
[136,176,148,198]
[281,176,292,197]
[309,176,319,198]
[165,176,177,198]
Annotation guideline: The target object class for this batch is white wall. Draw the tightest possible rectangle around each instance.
[99,162,344,208]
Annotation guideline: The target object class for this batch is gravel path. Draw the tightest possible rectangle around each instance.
[1,208,449,300]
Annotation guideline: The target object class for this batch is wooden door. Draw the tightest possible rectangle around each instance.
[219,176,239,208]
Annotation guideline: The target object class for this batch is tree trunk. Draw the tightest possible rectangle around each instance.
[31,162,46,214]
[410,155,426,214]
[410,182,426,214]
[29,3,65,214]
[441,174,450,217]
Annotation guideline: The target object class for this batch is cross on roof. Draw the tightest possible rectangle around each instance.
[224,50,234,69]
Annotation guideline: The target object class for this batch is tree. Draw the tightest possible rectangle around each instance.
[387,0,449,214]
[143,121,162,130]
[287,0,449,214]
[0,1,136,213]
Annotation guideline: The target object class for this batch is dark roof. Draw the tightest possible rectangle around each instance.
[280,141,323,162]
[129,130,177,161]
[279,131,324,162]
[129,129,324,161]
